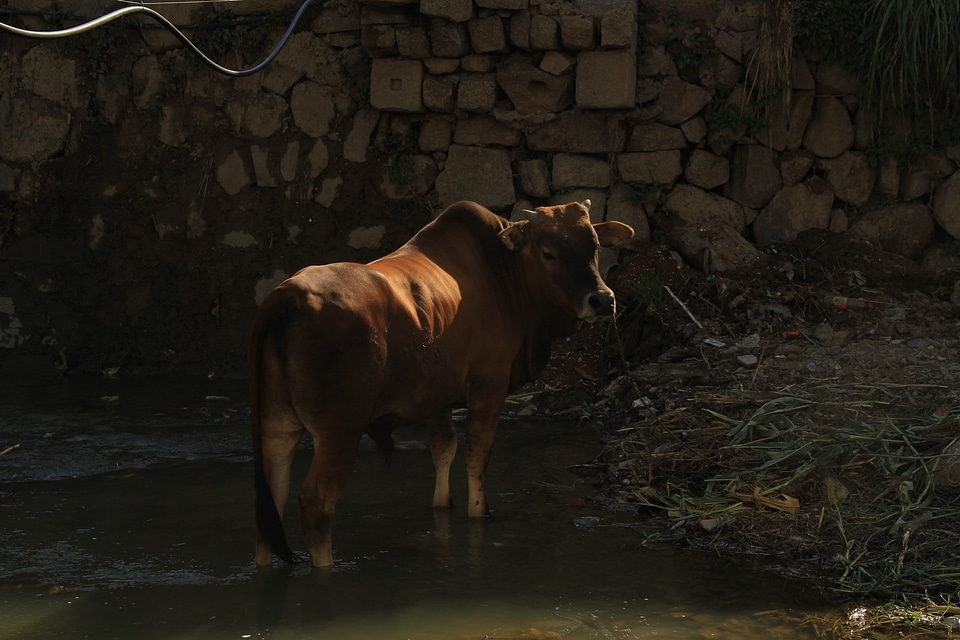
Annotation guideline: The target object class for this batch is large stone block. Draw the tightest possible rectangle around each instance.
[752,178,835,245]
[527,114,627,153]
[396,25,431,58]
[495,54,574,115]
[730,144,781,209]
[529,15,560,50]
[560,16,595,50]
[421,0,472,22]
[290,80,335,137]
[802,97,854,159]
[370,59,424,112]
[453,115,521,146]
[663,184,745,232]
[429,20,471,57]
[456,73,497,112]
[618,151,682,186]
[519,159,550,198]
[576,51,635,109]
[468,16,508,53]
[423,75,458,112]
[552,153,612,189]
[435,145,516,209]
[658,75,712,125]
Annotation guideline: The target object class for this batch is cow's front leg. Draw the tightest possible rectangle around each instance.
[428,410,457,508]
[463,393,505,518]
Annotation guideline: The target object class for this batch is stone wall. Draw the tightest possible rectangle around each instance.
[0,0,958,378]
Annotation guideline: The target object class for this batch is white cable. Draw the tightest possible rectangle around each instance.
[0,0,323,77]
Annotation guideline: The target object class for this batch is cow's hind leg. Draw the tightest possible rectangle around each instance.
[299,430,361,568]
[256,416,304,566]
[428,410,457,508]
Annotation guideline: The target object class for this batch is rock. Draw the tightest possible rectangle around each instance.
[290,80,336,137]
[851,203,934,258]
[607,183,651,243]
[759,90,815,151]
[802,97,854,159]
[468,16,508,53]
[667,224,762,273]
[934,171,960,240]
[658,76,712,126]
[530,15,560,50]
[370,59,423,112]
[637,45,677,77]
[423,75,458,112]
[419,118,452,152]
[900,155,956,201]
[435,144,515,209]
[495,54,574,115]
[429,21,470,56]
[343,110,382,163]
[216,150,251,196]
[396,25,432,58]
[21,45,82,110]
[662,184,746,232]
[780,150,814,186]
[552,153,612,189]
[752,177,835,246]
[527,114,627,153]
[822,151,876,206]
[627,123,687,151]
[457,73,497,112]
[576,50,636,109]
[684,149,729,190]
[307,139,329,178]
[619,152,681,189]
[560,16,595,50]
[380,154,438,198]
[224,93,287,138]
[730,144,781,209]
[815,60,858,95]
[347,225,387,250]
[250,145,277,188]
[519,159,551,198]
[0,95,70,164]
[453,115,520,146]
[314,176,343,207]
[420,0,473,22]
[875,154,899,197]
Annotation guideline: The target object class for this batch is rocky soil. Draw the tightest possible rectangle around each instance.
[529,229,960,614]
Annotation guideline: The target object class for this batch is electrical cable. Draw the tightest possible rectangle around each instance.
[0,0,325,77]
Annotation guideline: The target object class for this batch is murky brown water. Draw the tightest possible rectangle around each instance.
[0,378,827,639]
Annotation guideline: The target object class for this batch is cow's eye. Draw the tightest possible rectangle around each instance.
[542,249,557,261]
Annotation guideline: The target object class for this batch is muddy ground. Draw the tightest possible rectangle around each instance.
[526,229,960,625]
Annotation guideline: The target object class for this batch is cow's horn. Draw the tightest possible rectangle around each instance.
[581,199,591,212]
[521,208,538,220]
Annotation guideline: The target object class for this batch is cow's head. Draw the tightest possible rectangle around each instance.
[499,200,634,321]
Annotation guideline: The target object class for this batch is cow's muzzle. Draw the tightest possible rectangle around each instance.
[580,290,616,321]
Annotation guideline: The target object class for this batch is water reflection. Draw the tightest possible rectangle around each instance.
[0,378,826,639]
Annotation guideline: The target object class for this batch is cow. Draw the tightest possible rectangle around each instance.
[248,199,634,567]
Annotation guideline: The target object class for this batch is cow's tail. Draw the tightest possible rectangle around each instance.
[249,295,300,566]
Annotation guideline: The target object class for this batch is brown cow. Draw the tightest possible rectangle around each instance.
[248,200,633,567]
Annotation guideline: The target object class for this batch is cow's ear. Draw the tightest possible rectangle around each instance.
[499,220,529,252]
[594,221,635,247]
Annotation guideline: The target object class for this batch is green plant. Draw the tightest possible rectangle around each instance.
[340,49,372,109]
[374,129,417,198]
[861,0,960,136]
[195,10,271,62]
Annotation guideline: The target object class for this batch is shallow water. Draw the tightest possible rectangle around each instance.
[0,378,827,639]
